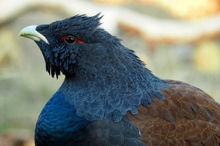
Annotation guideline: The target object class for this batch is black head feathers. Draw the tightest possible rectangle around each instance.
[19,14,121,78]
[37,13,103,43]
[20,14,106,78]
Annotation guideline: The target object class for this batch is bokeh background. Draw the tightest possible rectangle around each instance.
[0,0,220,145]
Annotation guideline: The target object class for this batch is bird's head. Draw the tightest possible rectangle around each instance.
[19,14,116,78]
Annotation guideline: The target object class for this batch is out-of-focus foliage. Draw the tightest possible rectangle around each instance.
[95,0,220,20]
[194,41,220,73]
[0,28,20,71]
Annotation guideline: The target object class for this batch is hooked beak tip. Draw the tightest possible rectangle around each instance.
[19,25,49,45]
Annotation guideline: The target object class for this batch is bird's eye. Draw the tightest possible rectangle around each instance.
[60,35,84,44]
[61,35,76,44]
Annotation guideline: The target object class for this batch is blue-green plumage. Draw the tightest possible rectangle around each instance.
[35,92,89,145]
[20,14,168,146]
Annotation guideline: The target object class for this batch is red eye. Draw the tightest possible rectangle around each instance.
[61,35,76,44]
[60,35,84,44]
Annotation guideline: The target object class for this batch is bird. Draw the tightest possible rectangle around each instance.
[19,14,220,146]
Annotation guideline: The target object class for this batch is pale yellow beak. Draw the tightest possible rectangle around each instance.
[19,25,49,44]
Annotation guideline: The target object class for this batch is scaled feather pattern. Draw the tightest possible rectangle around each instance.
[19,14,220,146]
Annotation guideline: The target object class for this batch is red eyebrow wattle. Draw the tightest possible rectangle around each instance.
[76,39,84,44]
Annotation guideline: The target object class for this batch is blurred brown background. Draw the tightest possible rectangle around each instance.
[0,0,220,145]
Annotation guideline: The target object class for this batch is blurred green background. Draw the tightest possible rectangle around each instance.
[0,0,220,145]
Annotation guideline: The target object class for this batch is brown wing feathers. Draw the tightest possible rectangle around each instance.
[127,80,220,146]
